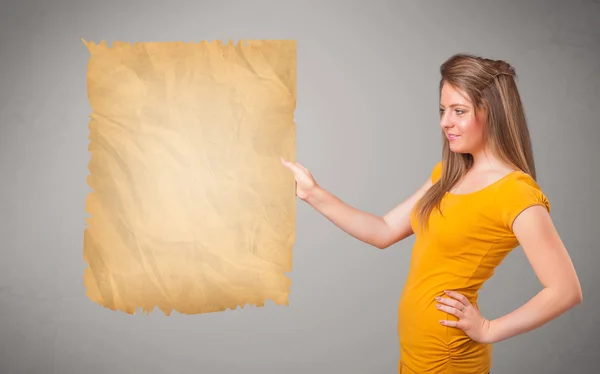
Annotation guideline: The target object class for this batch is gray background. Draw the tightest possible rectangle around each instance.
[1,0,598,373]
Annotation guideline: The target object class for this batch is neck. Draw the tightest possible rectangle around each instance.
[468,146,507,172]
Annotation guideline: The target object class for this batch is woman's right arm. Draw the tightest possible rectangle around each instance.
[281,158,434,249]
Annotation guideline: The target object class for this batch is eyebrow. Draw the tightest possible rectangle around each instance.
[439,104,469,108]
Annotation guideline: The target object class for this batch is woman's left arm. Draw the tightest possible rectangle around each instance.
[486,205,583,344]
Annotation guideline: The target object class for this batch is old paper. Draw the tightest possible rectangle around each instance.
[82,39,296,315]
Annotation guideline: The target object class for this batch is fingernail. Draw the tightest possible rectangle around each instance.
[435,297,441,301]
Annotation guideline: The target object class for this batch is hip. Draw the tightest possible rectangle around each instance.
[397,298,492,373]
[398,342,492,374]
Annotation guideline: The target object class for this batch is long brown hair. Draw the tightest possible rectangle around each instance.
[414,53,537,230]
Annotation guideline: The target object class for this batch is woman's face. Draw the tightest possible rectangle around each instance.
[439,83,487,154]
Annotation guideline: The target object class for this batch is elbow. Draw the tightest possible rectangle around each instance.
[375,241,389,250]
[547,282,582,310]
[569,277,583,306]
[375,237,394,250]
[568,291,583,311]
[572,284,583,306]
[375,233,392,250]
[561,283,583,308]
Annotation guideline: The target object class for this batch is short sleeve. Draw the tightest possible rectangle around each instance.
[430,161,443,184]
[499,176,551,231]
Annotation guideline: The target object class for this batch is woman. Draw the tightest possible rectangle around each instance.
[280,53,583,374]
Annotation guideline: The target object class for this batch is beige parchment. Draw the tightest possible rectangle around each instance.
[82,39,296,315]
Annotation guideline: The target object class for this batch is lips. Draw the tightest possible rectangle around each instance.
[447,134,460,141]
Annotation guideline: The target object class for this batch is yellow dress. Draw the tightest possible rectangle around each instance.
[398,161,550,373]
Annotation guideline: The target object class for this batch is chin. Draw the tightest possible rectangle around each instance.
[449,144,465,153]
[449,141,476,154]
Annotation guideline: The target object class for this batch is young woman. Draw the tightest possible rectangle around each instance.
[280,53,582,374]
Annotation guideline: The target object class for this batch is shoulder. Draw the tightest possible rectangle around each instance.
[430,161,443,184]
[496,171,551,230]
[502,172,549,206]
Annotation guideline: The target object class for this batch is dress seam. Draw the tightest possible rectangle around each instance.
[461,234,508,290]
[450,234,508,374]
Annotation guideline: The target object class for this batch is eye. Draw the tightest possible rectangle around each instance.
[455,109,465,115]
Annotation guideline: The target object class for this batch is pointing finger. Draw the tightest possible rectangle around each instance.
[280,158,302,174]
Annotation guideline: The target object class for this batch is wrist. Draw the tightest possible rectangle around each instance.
[484,318,499,344]
[305,184,325,206]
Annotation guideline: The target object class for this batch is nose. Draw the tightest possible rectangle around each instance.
[440,111,452,130]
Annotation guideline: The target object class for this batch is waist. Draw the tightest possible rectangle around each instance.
[397,287,490,373]
[397,282,482,346]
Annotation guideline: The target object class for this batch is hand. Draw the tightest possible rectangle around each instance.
[280,157,319,201]
[436,290,493,344]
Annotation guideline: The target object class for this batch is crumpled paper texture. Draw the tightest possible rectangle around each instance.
[82,39,296,315]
